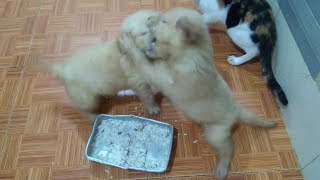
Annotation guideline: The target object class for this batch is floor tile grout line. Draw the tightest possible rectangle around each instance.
[227,168,301,175]
[147,168,301,179]
[302,153,320,170]
[1,0,45,155]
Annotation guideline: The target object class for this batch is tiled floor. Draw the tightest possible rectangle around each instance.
[0,0,302,179]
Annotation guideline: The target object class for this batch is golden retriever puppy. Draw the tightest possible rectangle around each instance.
[40,10,161,122]
[118,7,277,180]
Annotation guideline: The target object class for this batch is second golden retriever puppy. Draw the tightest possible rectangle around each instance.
[118,8,277,180]
[40,10,161,122]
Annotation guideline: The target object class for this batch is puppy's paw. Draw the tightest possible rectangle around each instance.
[227,55,242,66]
[118,32,135,53]
[215,162,228,180]
[147,104,161,115]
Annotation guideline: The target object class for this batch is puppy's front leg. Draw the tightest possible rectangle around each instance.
[118,36,160,115]
[118,33,155,77]
[132,81,160,115]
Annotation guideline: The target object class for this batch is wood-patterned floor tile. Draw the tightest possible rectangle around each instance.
[52,165,90,180]
[268,121,293,151]
[53,0,78,15]
[0,133,5,155]
[58,107,92,131]
[245,172,282,180]
[17,134,58,167]
[233,92,265,118]
[14,36,32,56]
[78,0,107,13]
[279,150,300,169]
[34,15,50,35]
[24,104,60,134]
[0,36,17,57]
[28,35,46,55]
[0,108,10,133]
[0,70,21,108]
[239,153,281,171]
[0,135,22,170]
[258,90,282,119]
[15,167,51,180]
[55,130,90,167]
[78,13,102,33]
[7,107,30,135]
[280,171,303,180]
[47,15,78,33]
[21,16,37,36]
[0,170,15,180]
[90,162,148,180]
[165,157,208,177]
[44,33,72,55]
[14,77,35,108]
[141,0,194,11]
[0,18,25,35]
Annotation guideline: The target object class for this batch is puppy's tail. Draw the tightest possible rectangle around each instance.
[238,108,277,128]
[39,61,65,80]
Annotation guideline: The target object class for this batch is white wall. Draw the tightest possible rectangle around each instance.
[270,0,320,179]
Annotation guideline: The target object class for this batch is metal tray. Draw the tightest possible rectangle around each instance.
[85,114,174,173]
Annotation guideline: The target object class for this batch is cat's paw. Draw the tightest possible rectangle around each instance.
[215,161,228,180]
[227,55,242,66]
[147,104,161,115]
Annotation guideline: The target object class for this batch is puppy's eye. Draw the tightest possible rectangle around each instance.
[162,20,167,24]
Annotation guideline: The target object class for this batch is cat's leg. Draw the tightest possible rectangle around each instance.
[227,24,259,65]
[203,12,225,24]
[203,13,216,24]
[227,46,259,65]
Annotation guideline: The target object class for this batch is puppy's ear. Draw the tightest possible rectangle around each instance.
[176,16,200,43]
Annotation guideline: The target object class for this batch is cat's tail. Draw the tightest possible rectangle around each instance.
[259,37,288,106]
[39,61,65,80]
[238,107,277,128]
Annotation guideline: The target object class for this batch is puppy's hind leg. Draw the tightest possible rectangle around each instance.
[65,84,99,123]
[204,124,233,180]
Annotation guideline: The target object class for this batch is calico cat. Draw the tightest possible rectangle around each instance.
[193,0,288,106]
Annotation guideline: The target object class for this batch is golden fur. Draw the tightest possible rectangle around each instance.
[118,7,277,180]
[40,10,161,122]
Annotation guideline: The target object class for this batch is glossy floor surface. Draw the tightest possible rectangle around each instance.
[0,0,302,179]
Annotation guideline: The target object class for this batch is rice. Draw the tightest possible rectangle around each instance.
[91,119,171,170]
